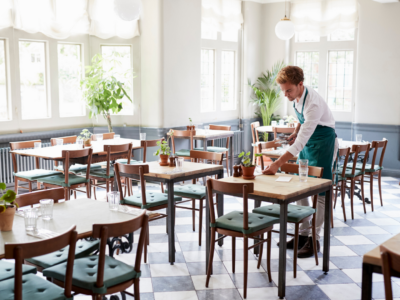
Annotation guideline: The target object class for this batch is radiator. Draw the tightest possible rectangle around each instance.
[0,143,55,184]
[209,130,243,156]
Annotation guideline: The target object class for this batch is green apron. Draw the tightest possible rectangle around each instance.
[294,88,335,191]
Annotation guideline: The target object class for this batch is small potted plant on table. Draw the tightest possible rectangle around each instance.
[154,130,174,166]
[78,129,93,147]
[239,151,262,180]
[0,182,18,231]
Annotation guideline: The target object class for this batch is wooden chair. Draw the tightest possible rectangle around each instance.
[43,211,148,300]
[169,150,224,246]
[41,148,93,200]
[10,140,62,194]
[90,143,133,199]
[380,244,400,300]
[50,136,77,146]
[206,179,279,299]
[332,147,351,226]
[115,163,182,262]
[258,141,289,169]
[0,226,77,300]
[272,127,295,140]
[91,132,115,141]
[170,130,196,160]
[14,188,100,273]
[253,163,323,278]
[250,121,261,165]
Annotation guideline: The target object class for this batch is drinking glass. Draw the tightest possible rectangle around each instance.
[299,159,308,169]
[176,157,184,172]
[356,134,362,143]
[279,119,285,126]
[140,133,146,140]
[24,208,38,231]
[96,134,103,142]
[204,125,210,134]
[40,199,54,220]
[76,139,84,149]
[271,121,277,127]
[115,134,121,140]
[107,192,120,211]
[299,167,308,182]
[55,139,63,147]
[34,142,41,149]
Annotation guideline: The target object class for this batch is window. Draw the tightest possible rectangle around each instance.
[295,32,320,43]
[58,44,85,117]
[329,29,355,41]
[296,51,319,91]
[0,40,10,121]
[201,49,215,112]
[201,27,217,40]
[327,51,353,111]
[101,45,133,115]
[19,41,49,120]
[221,51,235,110]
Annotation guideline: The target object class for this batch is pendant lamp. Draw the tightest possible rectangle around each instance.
[275,0,295,40]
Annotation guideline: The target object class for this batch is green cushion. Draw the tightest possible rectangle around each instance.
[175,149,191,157]
[55,164,102,173]
[336,168,364,179]
[40,174,89,187]
[89,167,114,179]
[26,240,100,269]
[194,147,229,152]
[211,211,279,235]
[13,169,62,181]
[0,261,37,281]
[165,184,206,200]
[115,159,141,165]
[346,163,383,173]
[0,274,72,300]
[43,255,140,295]
[253,204,315,223]
[122,192,182,209]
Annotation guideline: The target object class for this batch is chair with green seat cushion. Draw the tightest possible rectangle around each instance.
[26,239,100,272]
[167,185,206,199]
[122,192,182,209]
[170,129,196,160]
[13,169,63,181]
[253,204,316,223]
[346,163,383,173]
[40,174,89,187]
[54,164,102,174]
[89,167,115,179]
[115,159,140,164]
[175,149,191,157]
[0,261,36,281]
[43,211,148,299]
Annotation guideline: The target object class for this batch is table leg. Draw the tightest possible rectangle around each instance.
[361,263,373,300]
[166,180,176,265]
[323,186,332,273]
[229,136,234,176]
[278,203,288,299]
[217,170,224,247]
[205,188,211,274]
[203,138,207,151]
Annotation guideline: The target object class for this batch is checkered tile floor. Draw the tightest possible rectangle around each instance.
[17,176,400,299]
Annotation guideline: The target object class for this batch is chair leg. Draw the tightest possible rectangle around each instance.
[293,223,299,278]
[350,180,355,220]
[205,228,216,287]
[243,237,248,299]
[192,199,196,232]
[106,179,110,193]
[257,234,264,269]
[144,225,149,263]
[370,174,374,212]
[74,191,77,199]
[378,171,383,207]
[161,183,164,193]
[360,177,366,214]
[92,180,97,200]
[331,189,335,228]
[226,151,230,177]
[14,179,18,194]
[232,237,236,273]
[86,183,91,199]
[341,182,347,222]
[29,181,32,192]
[37,181,41,190]
[199,199,203,246]
[267,231,272,282]
[312,216,319,266]
[133,277,140,300]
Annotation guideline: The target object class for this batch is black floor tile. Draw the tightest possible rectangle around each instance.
[305,269,354,284]
[197,289,243,300]
[285,285,330,300]
[229,272,276,288]
[330,256,363,269]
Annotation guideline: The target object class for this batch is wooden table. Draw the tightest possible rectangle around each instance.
[0,198,141,259]
[115,161,224,264]
[206,173,332,299]
[260,148,298,161]
[256,125,292,133]
[362,233,400,299]
[10,138,142,164]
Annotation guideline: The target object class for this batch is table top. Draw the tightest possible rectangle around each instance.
[170,129,234,139]
[256,125,293,133]
[217,173,331,201]
[363,233,400,267]
[10,138,142,159]
[339,140,370,149]
[0,198,140,259]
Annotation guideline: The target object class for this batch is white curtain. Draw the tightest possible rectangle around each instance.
[290,0,358,36]
[0,0,140,40]
[202,0,243,33]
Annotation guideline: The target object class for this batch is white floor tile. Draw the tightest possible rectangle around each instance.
[192,274,236,290]
[140,277,154,293]
[150,263,190,277]
[352,226,390,235]
[183,251,220,262]
[335,235,375,245]
[154,291,198,300]
[383,189,400,194]
[271,271,315,286]
[342,269,362,283]
[321,246,358,257]
[223,260,266,273]
[149,225,168,234]
[238,287,280,300]
[177,232,204,242]
[175,217,196,225]
[148,242,181,253]
[382,211,400,218]
[295,257,338,271]
[332,219,349,227]
[319,283,361,299]
[368,218,400,226]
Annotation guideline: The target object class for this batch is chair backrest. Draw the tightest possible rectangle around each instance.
[349,144,370,175]
[115,163,150,207]
[370,139,388,169]
[206,179,254,231]
[171,130,196,154]
[15,188,65,208]
[250,121,260,145]
[50,136,77,146]
[10,140,42,171]
[380,244,400,300]
[336,147,351,179]
[62,148,93,184]
[190,150,224,164]
[280,163,324,178]
[258,141,283,170]
[209,124,231,148]
[102,143,133,176]
[141,138,165,163]
[273,127,295,140]
[5,226,77,300]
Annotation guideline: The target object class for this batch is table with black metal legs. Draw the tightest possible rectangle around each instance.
[205,174,332,299]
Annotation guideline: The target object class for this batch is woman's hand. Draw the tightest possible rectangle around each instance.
[262,163,279,175]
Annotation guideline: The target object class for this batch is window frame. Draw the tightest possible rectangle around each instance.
[200,47,216,112]
[0,38,12,122]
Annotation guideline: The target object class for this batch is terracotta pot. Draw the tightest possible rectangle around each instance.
[241,165,256,180]
[159,154,169,166]
[0,206,16,231]
[84,139,92,147]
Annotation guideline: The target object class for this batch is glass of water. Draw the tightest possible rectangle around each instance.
[204,125,210,134]
[176,157,184,172]
[34,142,41,149]
[40,199,54,220]
[356,134,362,143]
[140,133,146,140]
[115,134,120,140]
[299,159,308,169]
[24,208,38,231]
[107,192,120,211]
[299,167,308,182]
[279,119,285,126]
[271,121,277,127]
[76,139,84,149]
[96,134,103,142]
[55,139,63,147]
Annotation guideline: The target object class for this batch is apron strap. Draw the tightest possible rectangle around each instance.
[293,87,308,115]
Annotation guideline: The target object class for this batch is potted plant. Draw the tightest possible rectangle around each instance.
[187,118,194,130]
[78,129,93,147]
[0,182,17,231]
[239,152,262,180]
[81,54,134,133]
[154,130,174,166]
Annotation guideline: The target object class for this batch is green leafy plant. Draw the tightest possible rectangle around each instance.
[80,54,134,133]
[78,129,92,140]
[238,151,262,167]
[154,130,174,156]
[0,182,18,213]
[284,115,296,124]
[189,118,193,126]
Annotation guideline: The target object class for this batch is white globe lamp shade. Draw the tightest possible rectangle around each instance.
[275,18,295,40]
[114,0,142,21]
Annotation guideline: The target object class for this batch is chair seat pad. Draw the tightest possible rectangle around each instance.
[43,256,140,295]
[115,159,141,165]
[336,168,364,178]
[40,174,89,187]
[253,204,315,223]
[89,168,115,179]
[165,184,206,200]
[194,147,229,152]
[122,192,182,209]
[0,274,72,300]
[0,261,36,281]
[211,211,279,235]
[55,164,101,173]
[175,149,191,157]
[346,163,383,173]
[14,169,62,181]
[26,239,100,269]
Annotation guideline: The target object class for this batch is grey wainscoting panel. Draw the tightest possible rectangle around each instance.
[335,122,352,141]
